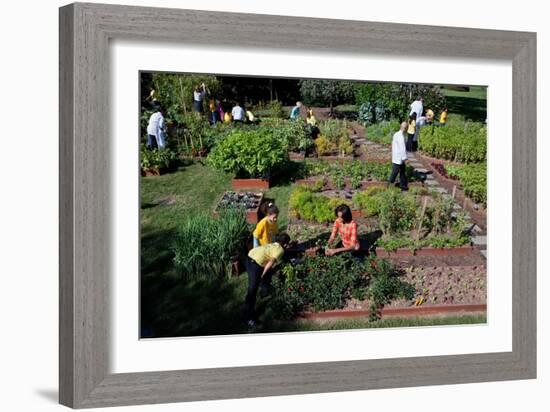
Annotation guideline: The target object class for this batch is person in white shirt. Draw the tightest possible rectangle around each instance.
[388,122,409,191]
[410,97,423,119]
[193,83,208,113]
[146,106,166,150]
[231,102,245,122]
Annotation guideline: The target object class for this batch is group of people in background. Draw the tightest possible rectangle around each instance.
[406,97,448,152]
[390,96,449,191]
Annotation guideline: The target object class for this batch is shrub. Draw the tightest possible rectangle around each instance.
[267,100,285,119]
[140,146,177,170]
[269,118,312,153]
[289,186,351,223]
[172,209,250,280]
[418,122,486,163]
[353,187,384,217]
[208,128,288,178]
[289,187,335,223]
[366,259,415,320]
[314,135,337,156]
[377,189,417,236]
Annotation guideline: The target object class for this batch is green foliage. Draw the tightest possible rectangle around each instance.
[446,162,487,206]
[355,83,447,125]
[289,186,336,223]
[299,79,356,107]
[150,73,220,116]
[365,120,401,144]
[140,146,177,170]
[172,209,249,280]
[367,259,415,320]
[353,187,384,217]
[271,255,369,319]
[271,256,414,321]
[268,118,313,153]
[418,122,486,163]
[267,100,285,118]
[207,129,288,178]
[377,189,417,236]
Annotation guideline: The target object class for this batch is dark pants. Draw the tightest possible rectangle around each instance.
[193,100,202,113]
[244,257,273,321]
[147,134,158,150]
[388,162,408,190]
[406,133,415,152]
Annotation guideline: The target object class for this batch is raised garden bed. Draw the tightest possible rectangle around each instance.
[298,263,486,320]
[289,151,306,161]
[232,177,271,190]
[375,245,477,258]
[214,191,264,224]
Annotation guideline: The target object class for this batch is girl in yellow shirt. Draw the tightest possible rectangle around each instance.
[407,113,417,152]
[253,203,279,248]
[439,108,448,126]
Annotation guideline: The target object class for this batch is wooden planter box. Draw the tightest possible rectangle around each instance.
[299,303,487,320]
[214,191,264,224]
[375,245,476,258]
[232,178,271,190]
[289,151,306,161]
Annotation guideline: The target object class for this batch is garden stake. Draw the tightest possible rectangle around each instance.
[416,196,428,241]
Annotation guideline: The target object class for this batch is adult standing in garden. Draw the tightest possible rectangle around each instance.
[388,122,409,191]
[231,101,245,122]
[244,233,291,328]
[410,96,423,119]
[325,205,360,256]
[290,101,303,120]
[193,83,208,113]
[146,105,166,150]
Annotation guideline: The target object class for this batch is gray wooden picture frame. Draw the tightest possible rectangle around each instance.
[59,2,536,409]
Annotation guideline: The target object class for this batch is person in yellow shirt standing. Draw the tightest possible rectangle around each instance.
[252,203,279,248]
[244,233,291,327]
[407,112,417,152]
[439,107,448,126]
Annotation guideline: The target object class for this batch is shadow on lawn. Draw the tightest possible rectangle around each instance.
[140,229,249,338]
[446,96,487,123]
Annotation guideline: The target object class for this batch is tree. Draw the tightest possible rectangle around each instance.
[355,83,447,125]
[299,79,355,108]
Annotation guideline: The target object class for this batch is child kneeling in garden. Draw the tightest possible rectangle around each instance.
[244,232,291,328]
[325,204,361,257]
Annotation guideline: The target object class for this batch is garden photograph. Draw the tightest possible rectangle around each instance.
[139,72,488,338]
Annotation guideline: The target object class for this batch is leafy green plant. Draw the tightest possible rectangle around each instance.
[446,162,487,206]
[140,145,177,170]
[353,186,384,217]
[267,100,285,119]
[172,209,249,280]
[207,129,288,178]
[377,189,417,236]
[418,122,486,163]
[366,259,415,320]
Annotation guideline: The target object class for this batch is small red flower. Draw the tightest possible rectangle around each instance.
[288,287,293,292]
[299,286,305,293]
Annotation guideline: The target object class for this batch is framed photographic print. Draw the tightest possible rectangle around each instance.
[59,2,536,408]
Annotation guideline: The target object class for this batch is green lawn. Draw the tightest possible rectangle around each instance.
[441,86,487,123]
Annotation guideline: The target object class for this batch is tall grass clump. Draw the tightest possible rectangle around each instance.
[172,209,249,280]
